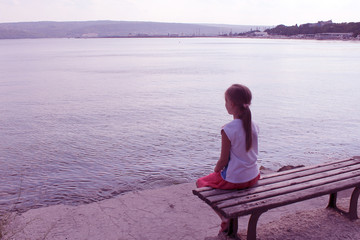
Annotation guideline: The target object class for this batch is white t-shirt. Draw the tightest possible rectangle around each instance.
[221,119,259,183]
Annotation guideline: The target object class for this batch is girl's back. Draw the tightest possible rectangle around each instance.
[222,119,259,183]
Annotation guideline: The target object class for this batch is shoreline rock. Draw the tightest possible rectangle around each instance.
[277,165,305,172]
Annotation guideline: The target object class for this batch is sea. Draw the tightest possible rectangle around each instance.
[0,37,359,213]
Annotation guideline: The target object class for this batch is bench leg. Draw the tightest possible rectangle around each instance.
[349,186,360,220]
[247,211,266,240]
[327,187,360,221]
[327,192,337,209]
[223,218,239,239]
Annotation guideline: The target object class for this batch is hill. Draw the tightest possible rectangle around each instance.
[0,20,267,39]
[265,20,360,37]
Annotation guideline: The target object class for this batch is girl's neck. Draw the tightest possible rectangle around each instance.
[233,114,241,119]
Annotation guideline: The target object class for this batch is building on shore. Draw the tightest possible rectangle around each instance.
[253,31,269,37]
[315,32,353,40]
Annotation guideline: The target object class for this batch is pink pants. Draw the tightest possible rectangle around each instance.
[196,171,260,233]
[196,171,260,190]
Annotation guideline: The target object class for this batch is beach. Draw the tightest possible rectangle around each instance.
[2,181,359,240]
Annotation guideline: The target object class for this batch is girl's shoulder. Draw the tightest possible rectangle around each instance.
[222,119,241,129]
[223,120,259,132]
[222,120,244,135]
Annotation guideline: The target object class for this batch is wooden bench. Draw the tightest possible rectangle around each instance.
[193,156,360,240]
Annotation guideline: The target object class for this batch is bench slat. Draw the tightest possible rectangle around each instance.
[214,169,360,209]
[260,157,356,179]
[219,175,360,218]
[193,157,360,200]
[205,163,360,204]
[259,158,359,185]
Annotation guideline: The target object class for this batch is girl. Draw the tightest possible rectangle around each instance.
[196,84,260,234]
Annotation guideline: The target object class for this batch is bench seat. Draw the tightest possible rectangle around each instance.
[193,156,360,240]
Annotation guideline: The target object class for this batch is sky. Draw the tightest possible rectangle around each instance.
[1,0,359,26]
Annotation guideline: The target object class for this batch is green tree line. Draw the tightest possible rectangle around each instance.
[265,22,360,37]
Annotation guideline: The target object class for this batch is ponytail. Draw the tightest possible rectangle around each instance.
[225,84,253,152]
[241,106,252,151]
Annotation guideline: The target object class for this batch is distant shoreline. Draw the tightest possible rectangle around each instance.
[81,35,360,42]
[1,35,358,41]
[2,20,359,41]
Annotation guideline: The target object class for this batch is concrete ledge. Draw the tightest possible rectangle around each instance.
[3,183,360,240]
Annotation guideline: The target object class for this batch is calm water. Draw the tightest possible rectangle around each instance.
[1,38,359,213]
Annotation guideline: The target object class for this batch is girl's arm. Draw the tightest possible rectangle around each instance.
[214,130,231,172]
